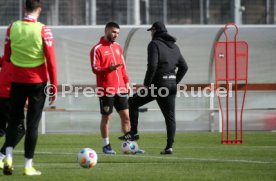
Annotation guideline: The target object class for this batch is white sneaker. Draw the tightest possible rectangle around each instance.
[0,154,5,169]
[24,167,42,176]
[3,157,13,175]
[0,158,3,169]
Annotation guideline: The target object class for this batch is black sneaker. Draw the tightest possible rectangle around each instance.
[118,132,139,141]
[160,148,173,155]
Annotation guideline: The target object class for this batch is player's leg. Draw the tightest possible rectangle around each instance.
[3,83,27,175]
[115,94,145,154]
[119,88,155,140]
[0,97,7,137]
[99,96,116,154]
[118,109,130,133]
[156,84,177,154]
[101,114,112,141]
[114,94,130,133]
[24,83,46,175]
[0,97,25,169]
[99,96,113,139]
[129,89,155,135]
[0,98,10,137]
[0,98,10,169]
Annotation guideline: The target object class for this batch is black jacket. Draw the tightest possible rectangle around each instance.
[143,32,188,86]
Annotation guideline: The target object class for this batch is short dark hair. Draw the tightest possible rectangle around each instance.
[105,22,120,30]
[25,0,42,12]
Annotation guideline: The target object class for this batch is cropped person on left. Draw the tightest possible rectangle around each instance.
[1,0,57,176]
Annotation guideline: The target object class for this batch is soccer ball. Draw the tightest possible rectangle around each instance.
[77,148,98,168]
[121,141,138,154]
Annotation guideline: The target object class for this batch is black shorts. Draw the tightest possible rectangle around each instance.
[99,94,129,115]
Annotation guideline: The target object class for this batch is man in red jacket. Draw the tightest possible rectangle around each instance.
[90,22,130,154]
[0,56,12,166]
[0,54,10,168]
[0,54,26,170]
[0,55,11,138]
[1,0,57,176]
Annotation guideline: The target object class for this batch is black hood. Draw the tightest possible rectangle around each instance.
[153,32,176,48]
[147,21,168,32]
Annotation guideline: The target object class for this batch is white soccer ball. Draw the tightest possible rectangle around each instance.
[121,141,138,154]
[77,148,98,168]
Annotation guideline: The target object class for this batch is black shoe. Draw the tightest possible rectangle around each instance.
[118,132,139,141]
[160,148,173,155]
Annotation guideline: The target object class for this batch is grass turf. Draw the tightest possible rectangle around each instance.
[0,132,275,181]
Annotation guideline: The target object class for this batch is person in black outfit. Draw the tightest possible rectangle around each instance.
[119,21,188,154]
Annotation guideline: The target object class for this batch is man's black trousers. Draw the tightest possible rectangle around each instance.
[129,83,176,149]
[0,97,11,137]
[4,82,46,158]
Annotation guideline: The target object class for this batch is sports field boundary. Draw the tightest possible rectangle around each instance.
[13,150,276,165]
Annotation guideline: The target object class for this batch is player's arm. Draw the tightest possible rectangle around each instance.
[90,48,114,74]
[176,48,188,84]
[42,26,58,104]
[143,42,158,87]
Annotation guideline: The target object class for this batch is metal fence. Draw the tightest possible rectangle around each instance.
[0,0,275,26]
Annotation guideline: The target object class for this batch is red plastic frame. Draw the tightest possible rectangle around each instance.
[215,23,248,144]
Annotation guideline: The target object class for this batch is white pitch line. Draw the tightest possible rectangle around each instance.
[113,154,276,164]
[13,150,276,165]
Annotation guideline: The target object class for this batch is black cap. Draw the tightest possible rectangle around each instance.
[147,21,167,32]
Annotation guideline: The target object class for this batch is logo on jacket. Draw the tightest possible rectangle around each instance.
[104,51,111,56]
[115,48,120,56]
[45,40,53,47]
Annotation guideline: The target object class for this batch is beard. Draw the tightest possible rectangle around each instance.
[107,34,115,42]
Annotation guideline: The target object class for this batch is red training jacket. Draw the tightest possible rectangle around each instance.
[90,37,129,95]
[0,56,13,98]
[3,15,58,94]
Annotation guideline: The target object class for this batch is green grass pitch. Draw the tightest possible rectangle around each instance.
[0,132,275,181]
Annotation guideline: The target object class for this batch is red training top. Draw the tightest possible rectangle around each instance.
[2,15,57,94]
[0,55,13,98]
[90,37,129,95]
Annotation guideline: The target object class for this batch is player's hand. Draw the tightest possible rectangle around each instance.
[49,94,57,105]
[109,64,122,71]
[126,83,131,95]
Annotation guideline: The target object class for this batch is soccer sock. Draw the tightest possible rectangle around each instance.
[103,138,109,146]
[25,158,33,168]
[6,147,13,160]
